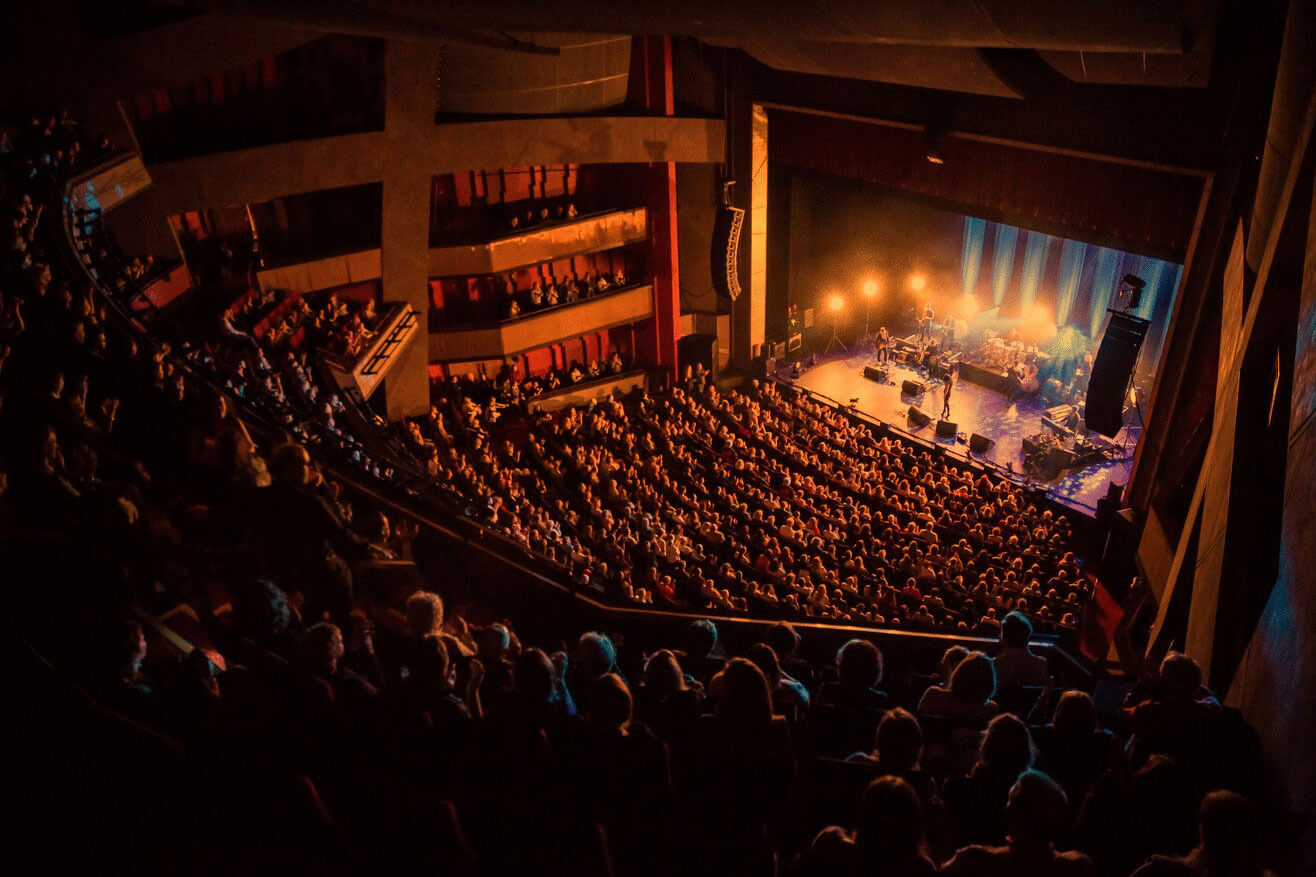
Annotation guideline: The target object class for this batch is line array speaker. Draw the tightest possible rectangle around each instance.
[1085,310,1149,437]
[711,205,745,301]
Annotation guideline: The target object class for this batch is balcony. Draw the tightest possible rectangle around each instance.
[427,207,647,277]
[528,370,648,413]
[67,152,153,214]
[325,303,422,399]
[255,248,381,294]
[429,283,653,362]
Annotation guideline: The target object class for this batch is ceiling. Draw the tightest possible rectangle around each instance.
[189,0,1223,97]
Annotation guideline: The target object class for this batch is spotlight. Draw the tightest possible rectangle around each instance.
[1029,303,1050,324]
[828,293,845,313]
[908,273,927,292]
[960,294,980,318]
[861,279,879,299]
[925,126,947,165]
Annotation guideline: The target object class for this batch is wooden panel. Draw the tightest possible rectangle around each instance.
[256,248,381,293]
[428,207,648,277]
[428,284,654,361]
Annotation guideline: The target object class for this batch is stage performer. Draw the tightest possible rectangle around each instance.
[942,369,955,419]
[877,326,891,363]
[920,302,936,343]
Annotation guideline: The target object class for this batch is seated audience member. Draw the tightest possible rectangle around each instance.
[917,650,1001,726]
[634,648,702,745]
[849,707,922,771]
[564,674,673,876]
[764,620,814,692]
[676,618,723,686]
[1132,790,1272,877]
[387,634,476,735]
[95,619,170,733]
[247,442,364,627]
[993,610,1049,688]
[812,638,891,757]
[298,621,379,711]
[564,631,616,717]
[816,638,889,711]
[1073,752,1200,876]
[939,645,971,686]
[746,642,809,717]
[474,623,514,713]
[804,776,937,876]
[1125,651,1224,776]
[942,770,1095,876]
[1033,689,1113,817]
[944,713,1035,848]
[688,659,795,870]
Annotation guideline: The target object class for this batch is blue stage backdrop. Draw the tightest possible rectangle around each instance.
[793,178,1181,393]
[959,218,1182,389]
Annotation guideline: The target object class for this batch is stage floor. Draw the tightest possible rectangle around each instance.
[784,351,1138,515]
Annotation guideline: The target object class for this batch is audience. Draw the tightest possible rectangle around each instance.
[2,108,1284,876]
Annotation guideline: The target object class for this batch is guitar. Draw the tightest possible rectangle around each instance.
[1020,363,1040,395]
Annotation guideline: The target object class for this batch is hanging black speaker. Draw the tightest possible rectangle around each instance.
[1085,310,1150,437]
[711,205,744,301]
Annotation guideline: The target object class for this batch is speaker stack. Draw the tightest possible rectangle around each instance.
[1085,310,1150,437]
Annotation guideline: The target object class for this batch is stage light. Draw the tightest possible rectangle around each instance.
[1029,303,1050,324]
[861,279,879,299]
[827,293,845,313]
[908,273,927,292]
[959,294,980,318]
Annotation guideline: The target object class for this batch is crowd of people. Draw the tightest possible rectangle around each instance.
[501,265,630,319]
[3,108,1286,873]
[395,371,1089,637]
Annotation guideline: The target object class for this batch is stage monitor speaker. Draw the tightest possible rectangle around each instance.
[969,433,995,454]
[1085,311,1150,437]
[863,364,887,383]
[901,379,926,397]
[677,333,717,379]
[935,419,957,439]
[711,205,745,301]
[907,406,931,428]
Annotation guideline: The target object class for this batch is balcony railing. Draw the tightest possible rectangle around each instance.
[427,207,647,277]
[429,282,653,361]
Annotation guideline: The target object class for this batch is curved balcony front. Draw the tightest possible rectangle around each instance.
[428,283,653,362]
[427,207,647,277]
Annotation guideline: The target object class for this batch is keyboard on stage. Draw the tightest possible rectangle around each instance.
[1042,404,1075,437]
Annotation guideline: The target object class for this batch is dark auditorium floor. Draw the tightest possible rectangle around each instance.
[787,351,1138,514]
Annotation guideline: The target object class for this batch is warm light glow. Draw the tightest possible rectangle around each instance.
[1028,303,1050,324]
[908,273,927,292]
[861,279,879,299]
[959,294,981,318]
[827,293,846,313]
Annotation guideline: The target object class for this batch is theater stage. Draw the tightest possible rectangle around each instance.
[783,351,1138,515]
